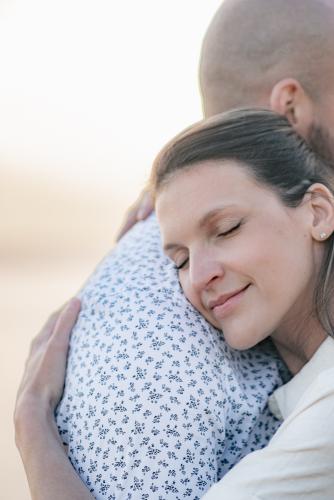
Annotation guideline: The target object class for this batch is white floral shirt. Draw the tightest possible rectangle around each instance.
[56,214,290,499]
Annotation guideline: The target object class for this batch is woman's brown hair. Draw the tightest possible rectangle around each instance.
[151,108,334,336]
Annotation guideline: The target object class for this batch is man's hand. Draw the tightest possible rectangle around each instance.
[116,189,154,241]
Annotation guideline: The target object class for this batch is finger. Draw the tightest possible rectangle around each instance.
[30,299,76,354]
[50,298,81,348]
[116,210,138,241]
[38,298,80,406]
[23,299,80,379]
[38,310,61,340]
[15,299,81,415]
[136,191,154,220]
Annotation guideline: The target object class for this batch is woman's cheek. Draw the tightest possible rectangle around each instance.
[180,276,201,310]
[180,275,193,302]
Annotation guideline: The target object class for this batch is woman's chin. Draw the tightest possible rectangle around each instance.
[200,309,267,351]
[221,325,264,351]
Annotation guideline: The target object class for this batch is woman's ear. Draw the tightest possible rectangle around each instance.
[269,78,315,139]
[305,183,334,242]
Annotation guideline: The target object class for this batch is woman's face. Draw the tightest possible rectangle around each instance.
[156,161,318,350]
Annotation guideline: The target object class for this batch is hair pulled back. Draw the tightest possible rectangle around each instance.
[151,108,334,336]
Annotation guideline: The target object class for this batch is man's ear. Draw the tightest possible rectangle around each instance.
[269,78,315,138]
[305,183,334,242]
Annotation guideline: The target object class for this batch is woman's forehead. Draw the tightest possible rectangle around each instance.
[156,160,269,210]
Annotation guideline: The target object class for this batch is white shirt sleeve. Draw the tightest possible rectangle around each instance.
[203,339,334,499]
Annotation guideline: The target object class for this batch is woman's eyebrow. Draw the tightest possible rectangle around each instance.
[198,205,237,230]
[163,205,238,252]
[163,242,181,252]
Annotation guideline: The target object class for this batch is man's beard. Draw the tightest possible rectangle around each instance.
[308,122,334,164]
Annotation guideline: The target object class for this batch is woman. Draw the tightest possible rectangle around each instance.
[15,108,334,499]
[152,107,334,372]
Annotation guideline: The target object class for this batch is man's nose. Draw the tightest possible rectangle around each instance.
[189,250,224,291]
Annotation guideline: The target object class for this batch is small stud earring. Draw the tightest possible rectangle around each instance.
[320,232,327,240]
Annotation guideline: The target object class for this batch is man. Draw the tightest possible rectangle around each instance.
[56,0,334,498]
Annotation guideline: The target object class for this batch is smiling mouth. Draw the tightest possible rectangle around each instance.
[208,284,250,316]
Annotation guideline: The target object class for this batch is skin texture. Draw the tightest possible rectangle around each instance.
[14,0,334,498]
[200,0,334,165]
[199,0,334,113]
[156,161,334,373]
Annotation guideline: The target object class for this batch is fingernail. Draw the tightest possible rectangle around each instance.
[69,297,80,308]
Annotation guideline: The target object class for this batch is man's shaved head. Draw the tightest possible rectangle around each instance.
[200,0,334,117]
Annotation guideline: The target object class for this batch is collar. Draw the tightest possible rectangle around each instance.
[268,336,334,420]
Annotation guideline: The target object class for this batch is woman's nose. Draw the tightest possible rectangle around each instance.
[189,251,224,291]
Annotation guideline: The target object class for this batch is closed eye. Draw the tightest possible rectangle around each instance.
[218,221,241,237]
[175,257,189,270]
[173,222,242,270]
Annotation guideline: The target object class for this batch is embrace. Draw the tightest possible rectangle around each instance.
[15,1,334,499]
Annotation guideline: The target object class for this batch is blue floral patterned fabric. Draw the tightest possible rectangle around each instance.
[56,214,289,499]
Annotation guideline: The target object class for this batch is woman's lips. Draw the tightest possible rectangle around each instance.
[209,284,250,319]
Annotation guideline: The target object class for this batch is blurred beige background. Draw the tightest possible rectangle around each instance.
[0,0,222,498]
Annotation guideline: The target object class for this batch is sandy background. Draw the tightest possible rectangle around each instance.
[1,1,222,497]
[2,169,129,499]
